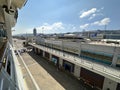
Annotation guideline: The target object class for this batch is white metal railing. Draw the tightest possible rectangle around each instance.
[9,42,26,90]
[0,42,18,90]
[30,43,120,83]
[0,42,8,68]
[0,42,25,90]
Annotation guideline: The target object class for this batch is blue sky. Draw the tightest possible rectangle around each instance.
[13,0,120,35]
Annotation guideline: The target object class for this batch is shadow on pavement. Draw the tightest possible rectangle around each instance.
[27,51,97,90]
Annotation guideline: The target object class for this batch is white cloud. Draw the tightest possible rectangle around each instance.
[72,26,76,30]
[92,18,110,26]
[101,18,110,25]
[80,24,89,29]
[80,7,104,20]
[89,13,104,20]
[80,8,97,18]
[19,23,79,34]
[101,7,104,10]
[97,7,104,12]
[89,14,96,20]
[37,22,64,32]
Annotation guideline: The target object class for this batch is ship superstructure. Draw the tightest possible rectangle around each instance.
[0,0,27,90]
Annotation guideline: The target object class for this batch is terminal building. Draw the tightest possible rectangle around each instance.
[28,36,120,90]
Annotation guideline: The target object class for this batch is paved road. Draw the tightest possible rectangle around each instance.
[13,39,94,90]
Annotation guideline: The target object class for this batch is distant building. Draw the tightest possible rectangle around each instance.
[33,28,37,36]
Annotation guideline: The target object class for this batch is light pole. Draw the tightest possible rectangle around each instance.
[61,40,65,56]
[26,32,28,42]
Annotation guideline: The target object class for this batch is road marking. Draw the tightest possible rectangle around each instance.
[16,48,41,90]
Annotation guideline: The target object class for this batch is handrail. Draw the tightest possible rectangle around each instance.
[9,42,25,90]
[1,67,19,90]
[0,42,19,90]
[1,42,8,62]
[0,42,8,71]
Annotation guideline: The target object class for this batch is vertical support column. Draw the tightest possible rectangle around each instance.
[112,47,120,67]
[4,9,12,45]
[6,0,12,9]
[102,78,117,90]
[7,28,12,44]
[36,48,38,54]
[37,49,40,54]
[34,48,37,53]
[78,42,82,56]
[43,51,45,57]
[59,58,63,68]
[74,65,81,78]
[49,54,52,61]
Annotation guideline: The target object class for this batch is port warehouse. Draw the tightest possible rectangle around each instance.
[28,39,120,90]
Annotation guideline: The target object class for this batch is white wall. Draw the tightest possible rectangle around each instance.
[112,47,120,66]
[81,44,115,55]
[102,78,117,90]
[43,51,45,57]
[34,48,37,53]
[49,54,52,61]
[59,58,63,68]
[74,65,81,78]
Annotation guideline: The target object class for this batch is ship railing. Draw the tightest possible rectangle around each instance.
[30,43,120,83]
[0,42,8,69]
[0,42,25,90]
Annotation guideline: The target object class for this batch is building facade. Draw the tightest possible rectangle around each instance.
[29,38,120,90]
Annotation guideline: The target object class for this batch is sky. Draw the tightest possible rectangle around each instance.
[13,0,120,35]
